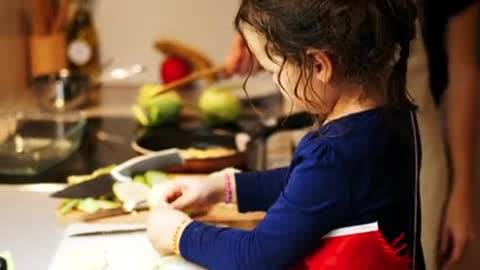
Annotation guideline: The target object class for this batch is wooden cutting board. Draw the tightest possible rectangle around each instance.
[55,174,265,229]
[56,203,265,229]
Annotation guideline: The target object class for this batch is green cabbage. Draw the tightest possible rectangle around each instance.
[134,84,183,127]
[199,87,241,126]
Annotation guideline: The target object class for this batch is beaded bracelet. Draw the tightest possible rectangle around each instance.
[173,219,190,255]
[225,172,233,204]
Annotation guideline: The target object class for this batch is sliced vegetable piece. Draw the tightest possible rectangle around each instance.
[77,198,101,214]
[144,170,170,187]
[97,199,121,210]
[113,182,150,203]
[60,199,80,215]
[133,174,148,186]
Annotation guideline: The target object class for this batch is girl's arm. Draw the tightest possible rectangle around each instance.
[233,167,289,212]
[180,148,350,270]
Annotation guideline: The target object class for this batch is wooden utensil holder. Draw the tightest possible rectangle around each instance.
[29,33,67,77]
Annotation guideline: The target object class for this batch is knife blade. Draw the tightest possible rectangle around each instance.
[50,174,115,198]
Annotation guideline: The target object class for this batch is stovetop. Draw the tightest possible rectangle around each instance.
[0,117,136,184]
[0,93,290,184]
[0,116,268,184]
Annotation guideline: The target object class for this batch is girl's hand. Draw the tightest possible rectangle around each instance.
[225,33,262,76]
[147,206,192,256]
[440,185,476,270]
[148,174,226,211]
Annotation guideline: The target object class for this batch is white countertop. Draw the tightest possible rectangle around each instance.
[0,184,65,270]
[0,184,207,270]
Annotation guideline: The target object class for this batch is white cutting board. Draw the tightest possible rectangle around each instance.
[49,223,204,270]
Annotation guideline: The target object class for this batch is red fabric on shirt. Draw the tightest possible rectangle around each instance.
[292,224,412,270]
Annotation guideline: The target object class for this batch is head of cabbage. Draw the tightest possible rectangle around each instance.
[133,84,183,127]
[198,87,241,126]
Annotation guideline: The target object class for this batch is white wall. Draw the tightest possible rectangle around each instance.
[93,0,239,84]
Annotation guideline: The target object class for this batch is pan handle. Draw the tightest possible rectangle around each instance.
[253,111,315,140]
[246,111,315,170]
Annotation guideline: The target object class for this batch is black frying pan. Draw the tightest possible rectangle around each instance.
[131,111,315,173]
[132,128,248,173]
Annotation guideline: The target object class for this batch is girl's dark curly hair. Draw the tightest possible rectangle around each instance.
[235,0,418,111]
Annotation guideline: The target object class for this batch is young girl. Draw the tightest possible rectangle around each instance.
[147,0,424,269]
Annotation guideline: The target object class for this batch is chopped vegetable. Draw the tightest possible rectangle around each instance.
[77,198,101,214]
[97,199,121,210]
[60,198,119,215]
[60,199,80,215]
[144,170,170,187]
[61,168,174,215]
[113,182,150,203]
[133,174,148,186]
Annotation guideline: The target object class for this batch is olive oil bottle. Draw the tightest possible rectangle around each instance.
[67,0,100,84]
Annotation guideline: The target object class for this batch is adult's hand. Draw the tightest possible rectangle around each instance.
[225,33,262,76]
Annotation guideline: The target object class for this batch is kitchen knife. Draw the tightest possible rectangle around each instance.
[66,223,148,237]
[50,174,115,199]
[51,148,184,198]
[69,227,147,237]
[110,148,183,182]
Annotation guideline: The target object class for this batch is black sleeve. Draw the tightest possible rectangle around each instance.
[423,0,478,104]
[444,0,478,18]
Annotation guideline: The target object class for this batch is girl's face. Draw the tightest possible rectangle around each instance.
[241,23,339,115]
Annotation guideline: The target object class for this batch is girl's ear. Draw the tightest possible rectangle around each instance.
[307,49,333,84]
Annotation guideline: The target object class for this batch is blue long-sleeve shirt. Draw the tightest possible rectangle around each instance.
[179,108,425,270]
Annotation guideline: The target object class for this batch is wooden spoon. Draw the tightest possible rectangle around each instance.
[152,66,226,96]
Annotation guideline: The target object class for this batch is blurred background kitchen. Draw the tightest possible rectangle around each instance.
[0,1,286,269]
[0,0,479,269]
[0,0,243,111]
